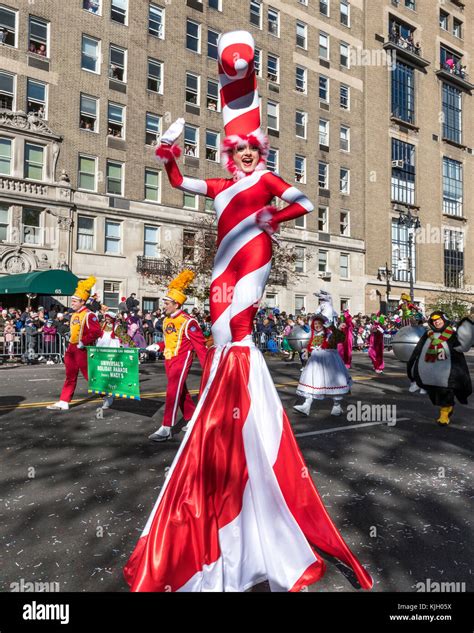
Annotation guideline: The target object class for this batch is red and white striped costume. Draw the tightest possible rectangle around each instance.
[124,31,373,593]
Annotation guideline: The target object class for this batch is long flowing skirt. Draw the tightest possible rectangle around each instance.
[296,349,352,400]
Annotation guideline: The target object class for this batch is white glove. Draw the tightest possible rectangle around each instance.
[160,117,185,146]
[77,341,84,349]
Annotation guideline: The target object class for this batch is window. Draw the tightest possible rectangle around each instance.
[183,230,196,260]
[111,0,127,24]
[391,139,415,204]
[295,246,305,273]
[295,111,307,138]
[105,220,121,253]
[319,118,329,145]
[318,161,328,189]
[267,148,278,172]
[340,168,350,194]
[0,205,9,242]
[443,157,462,217]
[78,155,97,191]
[186,73,200,105]
[28,16,48,57]
[340,253,349,278]
[391,218,415,282]
[80,94,98,132]
[320,0,329,16]
[295,66,307,93]
[208,29,219,59]
[319,75,329,101]
[209,0,221,10]
[83,0,100,15]
[254,48,262,76]
[267,54,279,82]
[145,169,160,201]
[453,18,462,39]
[183,193,197,209]
[340,0,350,26]
[0,138,11,175]
[149,4,164,38]
[147,59,163,93]
[108,102,125,138]
[442,83,462,143]
[77,215,95,251]
[207,79,219,110]
[144,225,159,257]
[318,250,328,273]
[295,155,306,183]
[318,206,328,232]
[146,112,161,145]
[104,281,121,309]
[267,101,279,131]
[405,0,415,9]
[22,207,42,245]
[440,46,464,76]
[444,229,463,288]
[26,79,46,118]
[206,130,219,162]
[298,0,308,5]
[250,0,262,27]
[0,5,16,46]
[295,295,306,314]
[109,45,126,82]
[340,42,350,67]
[268,8,279,36]
[0,71,14,110]
[295,214,306,229]
[340,210,350,235]
[204,198,214,212]
[391,61,415,124]
[81,35,100,73]
[106,161,124,196]
[296,22,307,49]
[319,32,329,59]
[186,20,200,52]
[184,125,198,156]
[24,143,43,181]
[340,125,350,151]
[340,84,350,110]
[439,10,449,31]
[340,298,349,311]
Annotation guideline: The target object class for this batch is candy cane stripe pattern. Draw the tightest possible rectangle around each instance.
[124,30,373,594]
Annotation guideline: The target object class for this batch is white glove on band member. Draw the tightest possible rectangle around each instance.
[160,117,185,146]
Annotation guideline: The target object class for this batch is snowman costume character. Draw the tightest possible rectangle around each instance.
[294,298,352,417]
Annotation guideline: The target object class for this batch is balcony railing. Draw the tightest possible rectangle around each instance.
[388,33,421,56]
[436,63,474,91]
[137,256,173,276]
[383,34,430,69]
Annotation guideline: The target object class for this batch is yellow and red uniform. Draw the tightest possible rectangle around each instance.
[162,309,207,428]
[59,307,102,402]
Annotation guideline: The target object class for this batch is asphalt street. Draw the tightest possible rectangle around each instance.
[0,351,472,593]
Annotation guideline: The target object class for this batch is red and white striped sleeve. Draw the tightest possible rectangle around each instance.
[263,172,314,225]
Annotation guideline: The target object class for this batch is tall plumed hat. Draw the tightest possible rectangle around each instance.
[217,31,269,175]
[72,276,96,302]
[164,270,195,306]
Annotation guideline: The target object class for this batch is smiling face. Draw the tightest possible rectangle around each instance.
[433,317,445,329]
[163,298,179,316]
[232,143,261,174]
[313,319,324,332]
[71,297,85,312]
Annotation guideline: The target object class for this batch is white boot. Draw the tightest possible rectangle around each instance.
[331,400,343,416]
[102,395,114,409]
[293,397,312,416]
[419,388,427,395]
[409,381,419,393]
[46,400,69,411]
[148,426,172,442]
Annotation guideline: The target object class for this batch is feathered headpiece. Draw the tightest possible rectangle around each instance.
[72,276,96,302]
[165,270,195,306]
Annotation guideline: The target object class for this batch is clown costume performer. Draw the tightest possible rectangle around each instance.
[337,309,354,369]
[124,31,372,593]
[368,315,385,374]
[407,311,473,425]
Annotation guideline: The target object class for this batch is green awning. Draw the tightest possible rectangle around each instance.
[0,270,79,296]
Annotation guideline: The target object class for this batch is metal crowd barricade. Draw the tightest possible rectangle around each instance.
[252,332,283,353]
[383,334,393,350]
[0,333,67,364]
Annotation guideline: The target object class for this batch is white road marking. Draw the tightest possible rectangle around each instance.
[28,379,52,382]
[295,418,410,437]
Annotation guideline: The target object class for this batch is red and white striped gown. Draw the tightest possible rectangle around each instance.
[123,157,373,593]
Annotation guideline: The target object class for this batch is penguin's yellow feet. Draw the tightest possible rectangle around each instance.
[437,406,454,426]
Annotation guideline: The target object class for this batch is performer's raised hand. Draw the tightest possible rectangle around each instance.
[161,117,185,146]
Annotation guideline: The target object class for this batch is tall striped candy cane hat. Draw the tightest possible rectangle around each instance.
[218,31,269,177]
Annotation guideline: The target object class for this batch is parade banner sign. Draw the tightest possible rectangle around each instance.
[87,347,140,400]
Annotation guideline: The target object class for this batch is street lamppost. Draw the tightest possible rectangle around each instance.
[397,210,421,303]
[377,262,392,314]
